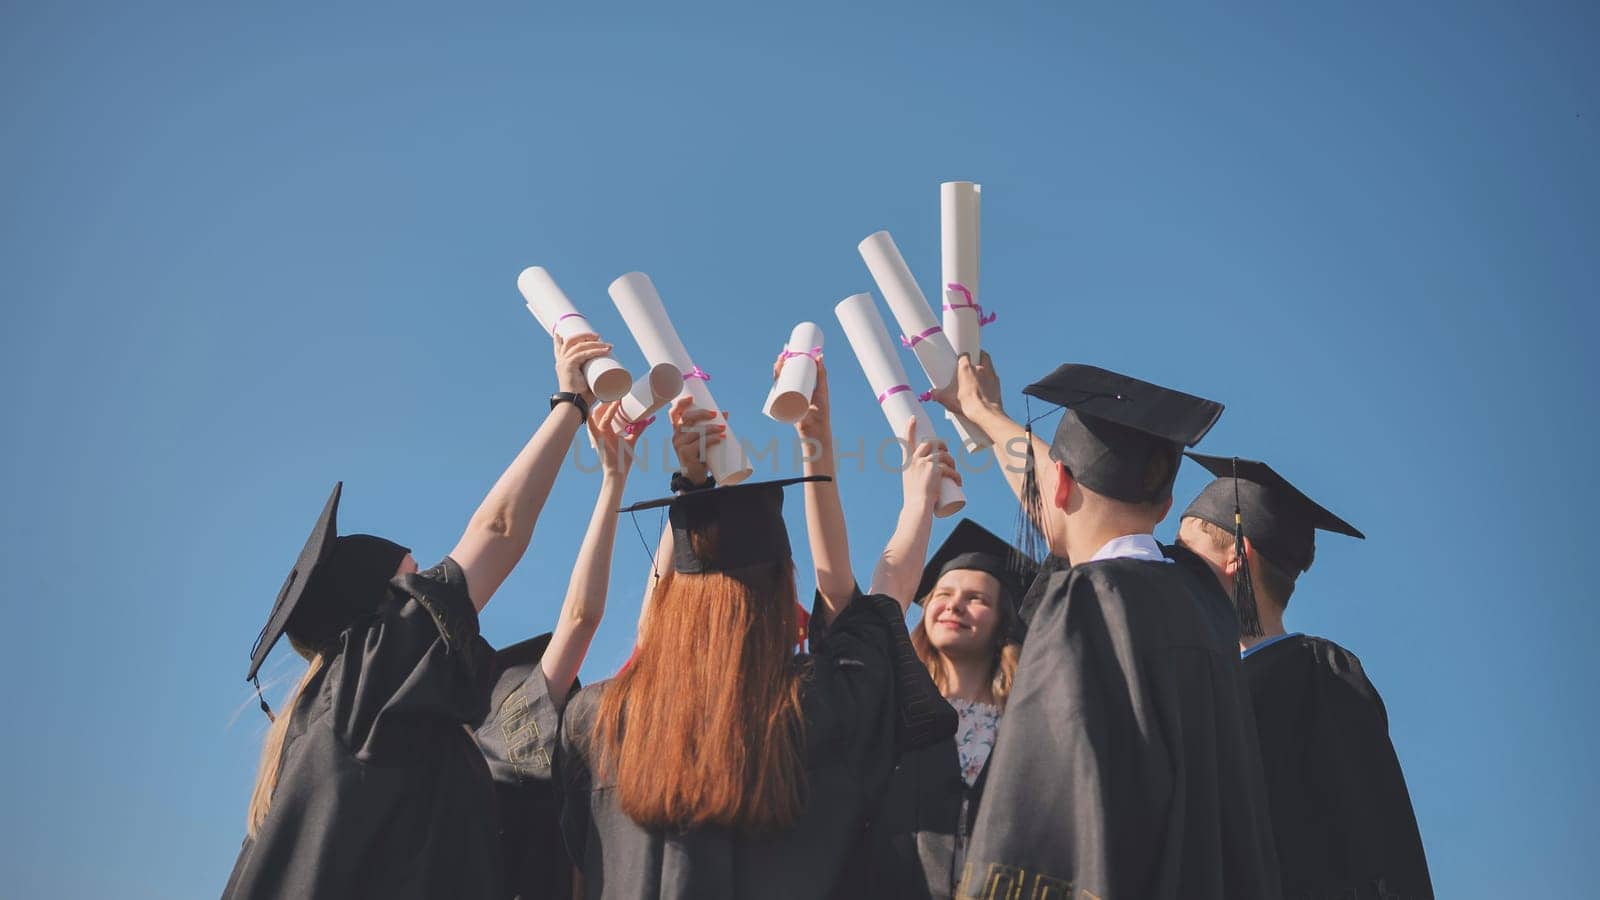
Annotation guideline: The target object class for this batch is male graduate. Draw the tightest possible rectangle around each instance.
[1176,453,1433,900]
[934,361,1280,900]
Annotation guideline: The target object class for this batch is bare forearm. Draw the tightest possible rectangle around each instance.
[869,500,936,613]
[450,404,584,610]
[542,475,625,705]
[802,428,853,624]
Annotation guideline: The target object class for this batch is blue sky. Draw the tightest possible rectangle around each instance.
[2,1,1594,895]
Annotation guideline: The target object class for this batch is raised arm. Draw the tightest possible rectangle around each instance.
[778,356,854,626]
[632,395,726,644]
[448,331,613,611]
[541,402,646,705]
[931,352,1065,546]
[868,417,960,613]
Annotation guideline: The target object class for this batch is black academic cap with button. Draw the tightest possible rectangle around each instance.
[1182,453,1364,574]
[914,519,1038,609]
[618,476,828,574]
[247,483,411,688]
[1022,363,1224,504]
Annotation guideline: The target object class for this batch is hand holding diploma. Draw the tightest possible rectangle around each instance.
[764,322,824,424]
[901,417,961,514]
[667,395,726,488]
[519,266,632,402]
[610,272,752,484]
[927,351,1004,438]
[835,292,965,517]
[857,230,987,453]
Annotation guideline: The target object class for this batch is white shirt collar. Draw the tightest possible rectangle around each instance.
[1087,533,1170,564]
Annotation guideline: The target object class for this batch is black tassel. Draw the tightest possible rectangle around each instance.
[1232,458,1263,638]
[250,674,275,722]
[1013,399,1049,566]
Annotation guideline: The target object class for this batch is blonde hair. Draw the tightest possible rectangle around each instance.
[1186,517,1307,612]
[246,654,325,836]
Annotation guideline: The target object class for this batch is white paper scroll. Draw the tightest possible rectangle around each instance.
[517,267,632,402]
[939,183,992,453]
[587,363,682,449]
[763,321,823,423]
[834,293,964,517]
[857,231,985,453]
[608,272,753,485]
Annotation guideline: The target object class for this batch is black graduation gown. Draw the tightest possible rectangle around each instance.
[474,633,578,900]
[866,732,995,900]
[957,547,1281,900]
[555,592,901,900]
[223,557,503,900]
[1244,635,1433,900]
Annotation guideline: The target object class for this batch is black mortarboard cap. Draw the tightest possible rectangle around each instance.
[1022,364,1224,504]
[914,519,1038,609]
[1182,453,1364,574]
[247,483,410,704]
[618,476,828,574]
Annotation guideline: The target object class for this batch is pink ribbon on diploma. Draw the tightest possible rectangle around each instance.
[551,311,586,335]
[622,415,655,436]
[682,365,712,382]
[877,384,913,404]
[900,325,945,349]
[942,283,996,326]
[780,346,823,362]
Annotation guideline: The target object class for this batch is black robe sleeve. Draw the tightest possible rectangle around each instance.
[475,633,578,900]
[330,556,495,762]
[810,586,958,753]
[1248,637,1433,899]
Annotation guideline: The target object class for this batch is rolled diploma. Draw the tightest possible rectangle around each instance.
[586,363,683,449]
[517,267,632,402]
[939,183,992,453]
[608,272,753,484]
[857,231,984,452]
[834,293,964,517]
[763,321,823,423]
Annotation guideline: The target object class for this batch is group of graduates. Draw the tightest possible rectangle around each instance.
[225,324,1434,900]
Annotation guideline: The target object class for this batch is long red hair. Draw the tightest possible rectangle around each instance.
[594,540,808,832]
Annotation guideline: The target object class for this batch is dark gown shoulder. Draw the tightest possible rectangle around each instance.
[222,557,503,900]
[475,632,577,900]
[1245,634,1432,899]
[959,555,1280,900]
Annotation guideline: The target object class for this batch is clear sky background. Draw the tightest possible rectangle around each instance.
[2,1,1594,896]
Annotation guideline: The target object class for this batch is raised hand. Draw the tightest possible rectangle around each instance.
[668,395,724,488]
[772,352,833,441]
[902,416,960,511]
[587,401,646,481]
[552,331,614,403]
[929,351,1002,423]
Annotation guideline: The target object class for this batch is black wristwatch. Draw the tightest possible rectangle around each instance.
[549,391,590,424]
[670,471,716,494]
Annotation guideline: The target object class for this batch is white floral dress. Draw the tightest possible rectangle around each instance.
[947,697,1002,876]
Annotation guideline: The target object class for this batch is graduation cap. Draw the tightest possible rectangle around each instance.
[1179,454,1362,638]
[1182,453,1364,575]
[618,476,829,574]
[915,519,1038,645]
[246,482,410,717]
[1022,364,1224,505]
